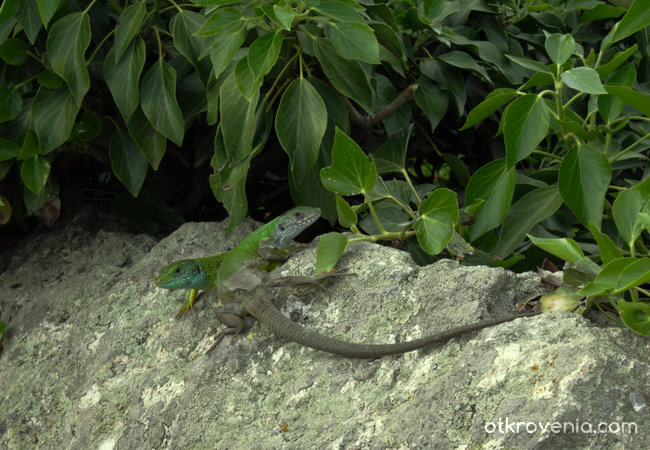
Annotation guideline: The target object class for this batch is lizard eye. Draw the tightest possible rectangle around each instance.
[174,268,182,274]
[293,212,303,218]
[278,224,285,231]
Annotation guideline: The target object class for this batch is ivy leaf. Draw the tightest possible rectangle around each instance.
[0,84,22,123]
[561,67,607,95]
[21,156,51,194]
[247,30,283,79]
[140,60,185,146]
[46,12,91,104]
[109,128,148,197]
[321,128,376,195]
[414,188,459,255]
[503,94,549,169]
[276,78,327,182]
[329,22,379,64]
[32,86,80,153]
[104,37,145,122]
[113,2,145,62]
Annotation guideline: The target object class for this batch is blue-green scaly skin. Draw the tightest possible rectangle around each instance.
[156,254,226,290]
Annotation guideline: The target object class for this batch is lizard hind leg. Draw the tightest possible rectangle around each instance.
[206,311,246,353]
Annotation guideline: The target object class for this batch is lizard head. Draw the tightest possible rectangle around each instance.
[156,259,215,291]
[270,207,321,247]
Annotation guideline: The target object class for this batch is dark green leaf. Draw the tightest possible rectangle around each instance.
[37,69,62,88]
[504,94,549,168]
[608,0,650,45]
[505,55,552,73]
[414,82,448,132]
[329,22,379,64]
[561,67,607,94]
[114,2,145,62]
[0,37,28,65]
[21,156,51,194]
[18,130,39,160]
[461,88,517,130]
[465,158,516,240]
[38,0,61,29]
[545,33,575,65]
[109,128,148,197]
[335,195,357,228]
[140,59,185,146]
[220,72,259,163]
[604,85,650,117]
[528,235,585,263]
[46,12,91,104]
[276,78,327,181]
[437,50,490,82]
[234,56,263,101]
[0,84,21,123]
[104,37,145,121]
[312,1,362,22]
[588,222,621,265]
[247,30,283,79]
[315,232,348,272]
[127,107,166,170]
[0,138,20,161]
[209,29,246,80]
[195,7,245,36]
[321,128,376,195]
[373,124,412,174]
[612,186,649,249]
[413,188,459,255]
[618,300,650,336]
[558,144,611,228]
[173,10,208,70]
[495,185,563,257]
[31,86,80,153]
[314,38,373,113]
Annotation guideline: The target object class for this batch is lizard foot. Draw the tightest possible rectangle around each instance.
[175,289,198,319]
[206,311,245,353]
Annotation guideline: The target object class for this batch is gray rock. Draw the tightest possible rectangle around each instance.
[0,209,647,448]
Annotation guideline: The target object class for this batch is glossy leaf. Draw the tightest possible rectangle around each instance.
[414,82,448,132]
[613,258,650,294]
[608,0,650,44]
[46,12,91,104]
[209,29,246,80]
[335,195,357,228]
[465,159,516,240]
[618,301,650,336]
[21,156,51,194]
[312,1,362,22]
[588,222,621,265]
[114,2,145,62]
[321,128,376,195]
[220,72,259,163]
[248,30,283,79]
[413,188,459,255]
[461,88,517,129]
[329,22,379,64]
[173,10,208,69]
[315,232,348,273]
[545,33,575,64]
[0,138,20,161]
[314,38,373,113]
[503,94,549,169]
[276,78,327,181]
[0,38,28,65]
[561,67,607,94]
[37,0,60,28]
[0,84,21,123]
[31,86,80,153]
[373,124,412,174]
[558,145,611,228]
[580,257,636,296]
[528,235,585,264]
[234,56,263,101]
[109,128,148,197]
[127,107,166,170]
[495,185,563,257]
[437,50,490,82]
[612,185,650,249]
[604,85,650,117]
[104,37,145,121]
[140,60,185,146]
[195,7,245,36]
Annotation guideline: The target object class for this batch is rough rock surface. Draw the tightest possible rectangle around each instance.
[0,208,648,448]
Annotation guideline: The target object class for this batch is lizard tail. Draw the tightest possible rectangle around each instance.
[242,293,538,358]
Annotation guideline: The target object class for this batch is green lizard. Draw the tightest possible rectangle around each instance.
[157,207,538,358]
[156,207,321,318]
